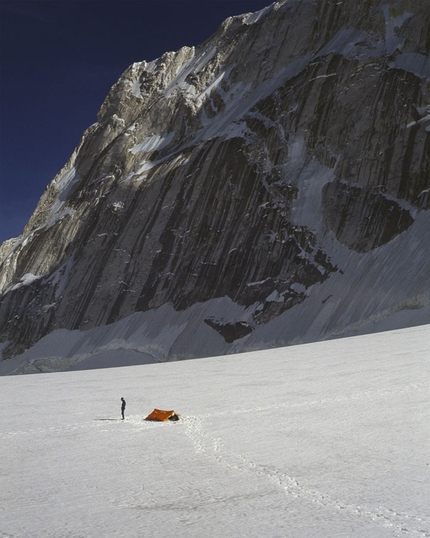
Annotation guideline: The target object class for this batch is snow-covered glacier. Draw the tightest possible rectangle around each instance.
[1,325,429,536]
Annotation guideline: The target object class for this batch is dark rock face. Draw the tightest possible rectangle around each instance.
[322,180,414,252]
[0,0,429,370]
[204,318,253,344]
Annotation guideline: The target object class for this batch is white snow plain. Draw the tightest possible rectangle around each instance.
[1,324,429,538]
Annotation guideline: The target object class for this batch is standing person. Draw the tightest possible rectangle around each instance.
[121,397,126,420]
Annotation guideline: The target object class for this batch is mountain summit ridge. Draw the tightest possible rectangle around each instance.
[1,0,429,373]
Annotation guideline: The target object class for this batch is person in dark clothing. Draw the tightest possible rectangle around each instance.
[121,397,126,420]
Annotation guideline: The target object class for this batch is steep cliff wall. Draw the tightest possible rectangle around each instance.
[1,0,429,372]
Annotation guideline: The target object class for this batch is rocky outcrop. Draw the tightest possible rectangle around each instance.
[1,0,429,372]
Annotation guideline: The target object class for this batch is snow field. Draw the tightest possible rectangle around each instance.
[1,324,429,537]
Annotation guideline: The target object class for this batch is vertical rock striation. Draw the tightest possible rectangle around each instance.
[1,0,429,372]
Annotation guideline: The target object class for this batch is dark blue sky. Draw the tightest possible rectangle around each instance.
[0,0,271,243]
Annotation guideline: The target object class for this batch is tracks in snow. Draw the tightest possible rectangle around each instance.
[182,413,429,538]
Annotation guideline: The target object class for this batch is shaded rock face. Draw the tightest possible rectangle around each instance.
[322,180,415,252]
[204,318,254,344]
[0,0,429,368]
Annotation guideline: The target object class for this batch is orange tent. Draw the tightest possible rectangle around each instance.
[145,409,179,421]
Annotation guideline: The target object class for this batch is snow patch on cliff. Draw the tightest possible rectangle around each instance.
[242,3,275,25]
[129,132,175,155]
[286,136,334,232]
[9,273,41,292]
[381,6,413,53]
[389,52,430,80]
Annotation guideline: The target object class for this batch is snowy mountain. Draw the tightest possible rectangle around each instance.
[2,324,429,536]
[1,0,429,373]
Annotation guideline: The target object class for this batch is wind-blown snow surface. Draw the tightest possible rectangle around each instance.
[2,325,429,538]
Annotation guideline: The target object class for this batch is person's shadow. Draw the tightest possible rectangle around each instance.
[94,418,122,421]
